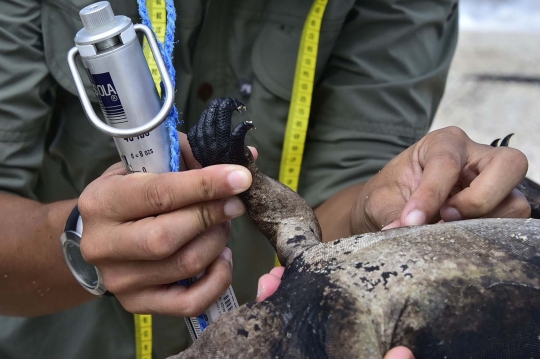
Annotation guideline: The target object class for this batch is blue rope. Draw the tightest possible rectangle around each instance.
[137,0,181,172]
[139,0,216,332]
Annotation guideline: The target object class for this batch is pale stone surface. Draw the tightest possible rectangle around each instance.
[430,30,540,182]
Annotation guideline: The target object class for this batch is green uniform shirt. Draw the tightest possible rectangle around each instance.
[0,0,458,357]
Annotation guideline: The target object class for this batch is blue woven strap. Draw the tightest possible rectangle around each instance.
[137,0,181,172]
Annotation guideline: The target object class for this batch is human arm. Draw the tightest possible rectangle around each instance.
[297,0,460,238]
[0,0,251,318]
[0,195,92,316]
[299,1,529,241]
[315,127,530,241]
[0,136,252,317]
[0,0,90,316]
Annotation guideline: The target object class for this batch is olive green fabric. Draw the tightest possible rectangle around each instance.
[0,0,458,358]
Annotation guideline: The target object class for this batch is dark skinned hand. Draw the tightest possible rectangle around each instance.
[352,126,530,233]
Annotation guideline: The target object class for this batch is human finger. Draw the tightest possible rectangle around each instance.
[440,146,528,221]
[269,266,285,278]
[348,163,407,234]
[383,346,415,359]
[474,188,531,219]
[101,161,127,176]
[247,146,258,161]
[79,164,252,222]
[365,184,406,232]
[179,132,201,170]
[180,132,258,170]
[399,127,468,226]
[118,247,233,317]
[96,223,230,293]
[83,196,245,262]
[256,266,284,302]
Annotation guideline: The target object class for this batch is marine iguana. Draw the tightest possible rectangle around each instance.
[170,98,540,359]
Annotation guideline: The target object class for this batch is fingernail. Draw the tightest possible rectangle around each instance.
[382,220,401,231]
[220,247,233,265]
[256,283,264,300]
[224,197,245,218]
[441,206,462,222]
[404,210,426,226]
[228,169,250,190]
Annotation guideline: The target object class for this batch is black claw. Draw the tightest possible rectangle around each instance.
[490,139,500,147]
[500,133,514,147]
[187,98,253,168]
[232,121,255,137]
[229,122,255,167]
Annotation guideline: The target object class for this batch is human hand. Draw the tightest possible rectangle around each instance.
[350,126,530,234]
[256,267,415,359]
[78,133,253,316]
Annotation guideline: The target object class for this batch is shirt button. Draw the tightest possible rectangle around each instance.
[239,79,252,98]
[197,82,213,102]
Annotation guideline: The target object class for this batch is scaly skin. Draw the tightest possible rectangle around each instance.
[170,98,540,359]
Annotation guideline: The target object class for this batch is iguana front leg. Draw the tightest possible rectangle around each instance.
[187,97,321,265]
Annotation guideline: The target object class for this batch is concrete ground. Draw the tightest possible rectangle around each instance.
[429,31,540,183]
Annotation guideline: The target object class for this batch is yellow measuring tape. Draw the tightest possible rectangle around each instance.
[134,313,153,359]
[279,0,328,191]
[135,1,167,357]
[143,0,167,96]
[276,0,328,266]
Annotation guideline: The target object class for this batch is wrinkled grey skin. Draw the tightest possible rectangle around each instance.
[170,98,540,359]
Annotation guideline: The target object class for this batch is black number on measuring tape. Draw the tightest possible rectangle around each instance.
[222,292,234,311]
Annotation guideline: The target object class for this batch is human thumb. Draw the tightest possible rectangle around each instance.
[384,346,415,359]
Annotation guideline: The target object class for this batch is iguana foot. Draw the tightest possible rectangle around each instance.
[187,97,254,168]
[490,133,514,147]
